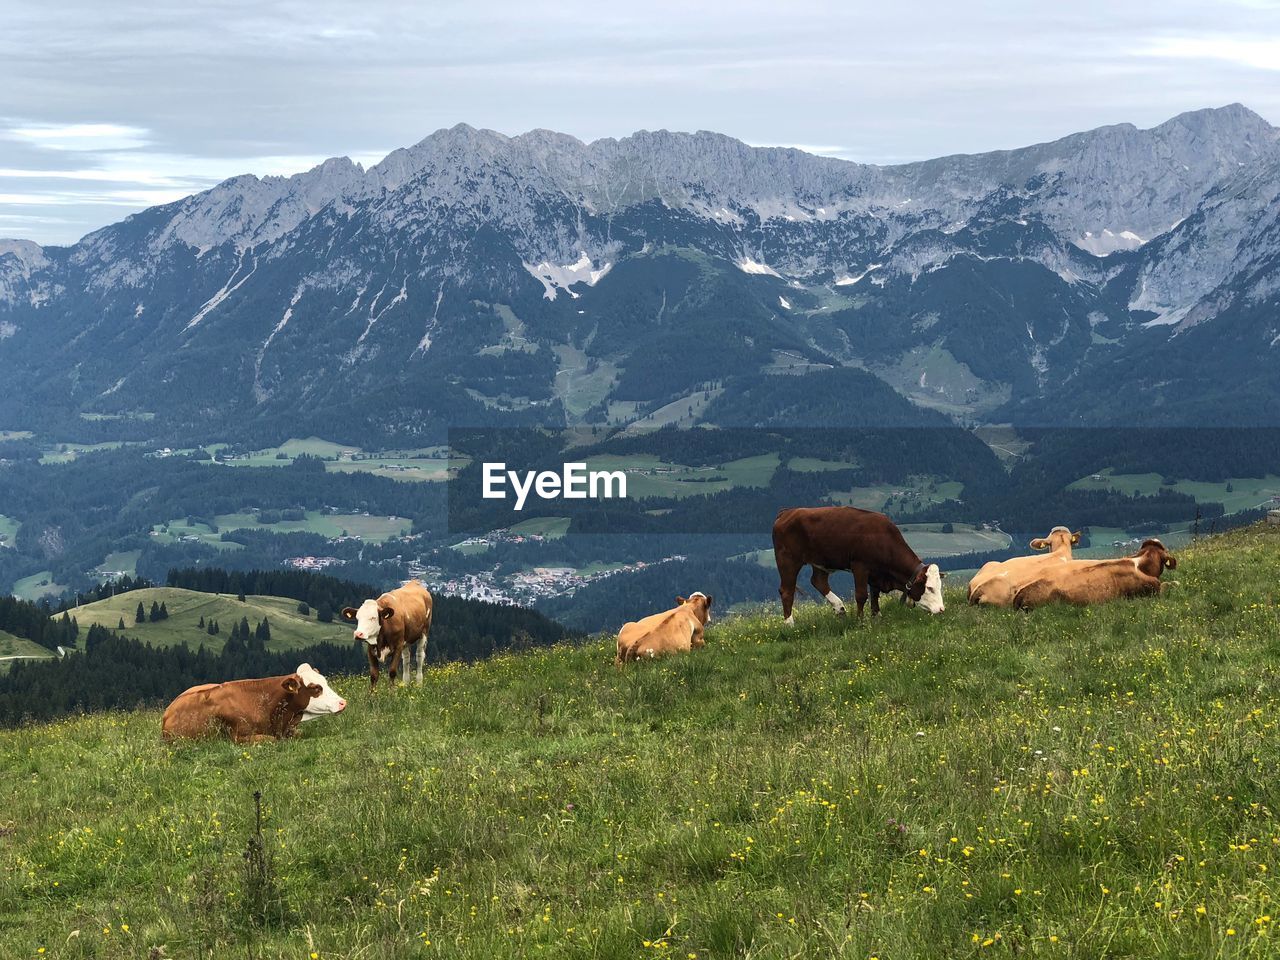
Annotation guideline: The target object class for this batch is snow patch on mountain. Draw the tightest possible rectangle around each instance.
[525,253,612,300]
[736,258,782,278]
[185,254,257,330]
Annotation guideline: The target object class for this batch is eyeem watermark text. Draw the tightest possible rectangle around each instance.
[482,462,627,511]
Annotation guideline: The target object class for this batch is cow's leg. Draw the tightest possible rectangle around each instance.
[776,550,802,625]
[387,642,403,686]
[851,565,870,618]
[869,582,882,617]
[401,644,411,684]
[810,567,845,616]
[414,638,427,684]
[366,646,381,690]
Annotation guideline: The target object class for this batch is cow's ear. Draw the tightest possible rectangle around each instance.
[379,605,395,620]
[676,596,687,605]
[1072,531,1082,544]
[282,677,300,693]
[306,683,323,697]
[706,595,713,607]
[340,607,358,622]
[1029,538,1048,550]
[1164,556,1177,570]
[939,571,948,579]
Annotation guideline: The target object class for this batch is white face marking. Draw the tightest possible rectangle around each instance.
[296,663,347,721]
[824,591,846,614]
[352,598,381,647]
[919,564,945,614]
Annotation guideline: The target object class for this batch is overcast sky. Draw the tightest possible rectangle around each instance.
[2,0,1278,245]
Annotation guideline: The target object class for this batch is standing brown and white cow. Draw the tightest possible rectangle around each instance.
[616,592,713,663]
[1012,538,1177,610]
[772,506,945,623]
[342,579,434,687]
[161,673,322,744]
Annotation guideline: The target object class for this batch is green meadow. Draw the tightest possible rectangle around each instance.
[3,526,1280,958]
[59,587,354,652]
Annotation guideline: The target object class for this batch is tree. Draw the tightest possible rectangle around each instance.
[149,600,162,623]
[198,615,205,628]
[316,602,334,624]
[296,601,310,616]
[117,617,126,631]
[135,601,146,625]
[158,601,169,621]
[941,522,954,534]
[237,591,246,602]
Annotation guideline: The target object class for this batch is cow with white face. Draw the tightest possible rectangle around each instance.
[341,579,434,688]
[295,663,347,721]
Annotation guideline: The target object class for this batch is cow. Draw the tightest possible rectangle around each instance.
[968,526,1081,607]
[161,673,322,744]
[617,593,713,663]
[341,579,433,687]
[772,506,945,623]
[296,663,347,721]
[1012,538,1178,610]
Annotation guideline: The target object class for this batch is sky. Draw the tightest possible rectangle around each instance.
[2,0,1279,245]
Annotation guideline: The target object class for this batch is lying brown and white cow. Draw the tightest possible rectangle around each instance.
[342,579,433,687]
[772,506,945,623]
[161,673,322,744]
[1012,538,1178,610]
[968,526,1081,607]
[616,593,713,663]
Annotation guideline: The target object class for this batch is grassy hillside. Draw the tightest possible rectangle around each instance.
[63,587,354,652]
[3,526,1280,958]
[0,630,53,672]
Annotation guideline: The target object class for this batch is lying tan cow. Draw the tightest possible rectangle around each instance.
[617,593,713,663]
[162,673,322,744]
[1013,538,1177,610]
[342,579,434,687]
[968,526,1080,606]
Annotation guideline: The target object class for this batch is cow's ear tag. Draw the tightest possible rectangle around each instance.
[1164,557,1177,569]
[380,606,395,620]
[282,677,300,693]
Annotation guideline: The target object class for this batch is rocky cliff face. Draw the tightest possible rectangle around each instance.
[1,104,1277,436]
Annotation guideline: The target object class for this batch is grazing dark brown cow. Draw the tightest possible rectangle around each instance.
[772,506,945,623]
[161,674,322,744]
[616,592,713,663]
[342,579,434,688]
[1012,539,1178,610]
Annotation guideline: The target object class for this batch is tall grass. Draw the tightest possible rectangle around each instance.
[2,526,1279,958]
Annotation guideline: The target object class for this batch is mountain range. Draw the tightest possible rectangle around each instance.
[2,103,1278,439]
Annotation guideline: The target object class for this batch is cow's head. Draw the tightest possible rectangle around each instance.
[295,663,347,721]
[905,564,946,614]
[281,674,323,712]
[1135,539,1177,577]
[1030,526,1081,551]
[677,592,713,624]
[341,599,395,658]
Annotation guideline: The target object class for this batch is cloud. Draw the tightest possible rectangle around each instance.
[2,122,151,152]
[1139,35,1280,71]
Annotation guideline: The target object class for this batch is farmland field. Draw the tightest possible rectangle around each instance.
[1069,470,1280,515]
[152,511,411,545]
[583,452,780,499]
[11,570,67,601]
[3,525,1279,958]
[0,513,17,548]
